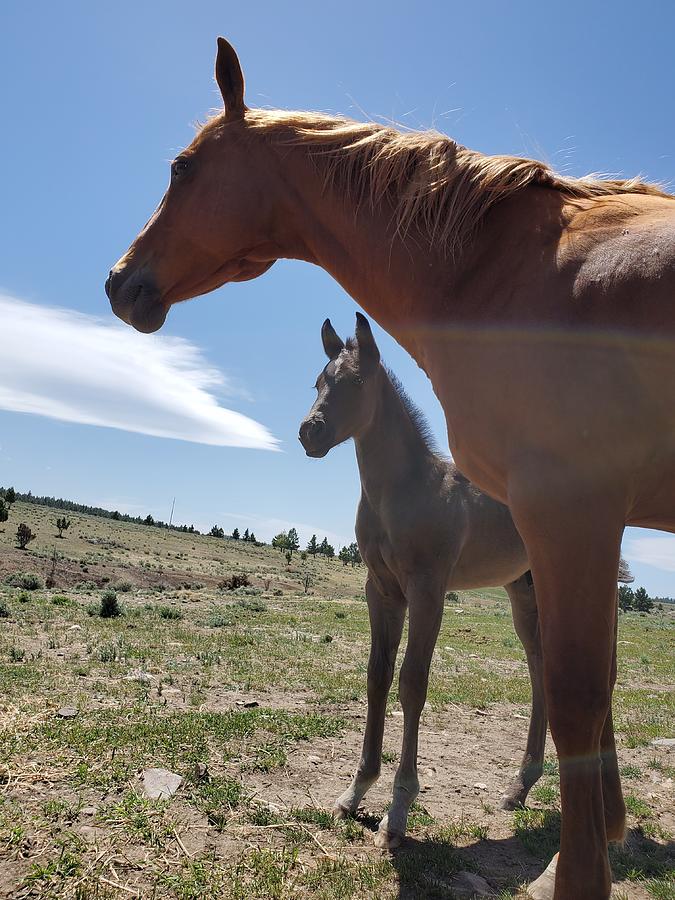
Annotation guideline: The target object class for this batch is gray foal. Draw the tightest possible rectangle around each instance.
[299,313,631,849]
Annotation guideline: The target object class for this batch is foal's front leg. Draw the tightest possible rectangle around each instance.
[334,578,406,818]
[375,582,444,849]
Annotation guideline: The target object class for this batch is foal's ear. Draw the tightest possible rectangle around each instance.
[215,37,246,118]
[321,319,345,360]
[355,312,380,372]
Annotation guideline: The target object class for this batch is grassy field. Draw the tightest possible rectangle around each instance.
[0,501,673,899]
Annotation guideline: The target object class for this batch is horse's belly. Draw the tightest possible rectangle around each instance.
[423,328,675,507]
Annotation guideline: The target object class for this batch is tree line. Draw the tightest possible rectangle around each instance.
[0,486,199,534]
[618,584,664,612]
[208,525,259,543]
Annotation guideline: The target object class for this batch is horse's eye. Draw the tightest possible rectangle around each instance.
[354,376,364,386]
[172,158,190,180]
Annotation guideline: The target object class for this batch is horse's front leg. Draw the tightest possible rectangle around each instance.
[509,474,625,900]
[502,573,547,809]
[334,577,406,819]
[375,579,444,849]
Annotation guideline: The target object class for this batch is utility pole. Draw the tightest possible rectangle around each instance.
[168,497,176,528]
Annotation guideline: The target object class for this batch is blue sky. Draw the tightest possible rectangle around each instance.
[1,1,674,593]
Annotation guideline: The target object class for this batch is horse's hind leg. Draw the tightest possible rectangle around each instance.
[501,573,547,810]
[375,580,444,849]
[334,577,406,819]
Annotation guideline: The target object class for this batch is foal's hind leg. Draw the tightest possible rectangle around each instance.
[600,604,625,843]
[375,581,444,849]
[334,578,406,819]
[501,574,547,810]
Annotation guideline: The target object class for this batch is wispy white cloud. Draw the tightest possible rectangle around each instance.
[626,534,675,572]
[0,293,278,450]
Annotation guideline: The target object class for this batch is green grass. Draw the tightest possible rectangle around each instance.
[0,499,671,899]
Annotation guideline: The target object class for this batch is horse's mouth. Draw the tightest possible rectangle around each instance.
[108,272,169,334]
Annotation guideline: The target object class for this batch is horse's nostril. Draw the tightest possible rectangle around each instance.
[105,271,113,300]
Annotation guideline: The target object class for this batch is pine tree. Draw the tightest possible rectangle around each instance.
[0,500,8,524]
[338,546,350,566]
[347,542,362,566]
[209,525,225,538]
[618,585,634,612]
[633,587,654,613]
[55,516,71,538]
[249,532,257,543]
[5,487,16,509]
[243,528,250,541]
[306,534,318,557]
[287,528,300,555]
[16,523,35,550]
[272,532,289,552]
[232,527,240,540]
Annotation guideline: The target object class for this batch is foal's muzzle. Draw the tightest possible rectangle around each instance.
[299,418,331,458]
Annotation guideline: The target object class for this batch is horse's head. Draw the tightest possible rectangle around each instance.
[299,313,381,458]
[106,39,282,333]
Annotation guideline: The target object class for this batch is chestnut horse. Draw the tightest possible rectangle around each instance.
[299,313,634,848]
[106,39,675,899]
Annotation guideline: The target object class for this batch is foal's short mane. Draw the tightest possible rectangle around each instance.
[384,366,438,452]
[218,108,670,259]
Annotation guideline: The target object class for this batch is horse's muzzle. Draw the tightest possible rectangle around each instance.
[105,267,168,334]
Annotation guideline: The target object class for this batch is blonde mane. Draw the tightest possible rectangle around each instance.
[204,108,670,258]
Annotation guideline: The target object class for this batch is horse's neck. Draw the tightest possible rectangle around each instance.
[282,150,453,364]
[354,370,432,505]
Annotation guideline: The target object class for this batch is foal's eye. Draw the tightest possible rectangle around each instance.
[354,376,364,387]
[171,158,191,180]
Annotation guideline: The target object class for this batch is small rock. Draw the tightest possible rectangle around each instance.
[140,767,182,800]
[391,710,404,717]
[243,700,259,708]
[454,608,464,613]
[513,713,528,720]
[68,625,82,631]
[194,762,209,781]
[80,806,97,816]
[650,738,675,749]
[424,766,437,776]
[469,653,479,659]
[57,707,78,719]
[125,670,153,683]
[473,782,488,790]
[448,871,495,898]
[307,755,322,764]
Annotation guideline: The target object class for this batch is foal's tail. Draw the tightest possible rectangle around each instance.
[618,557,634,584]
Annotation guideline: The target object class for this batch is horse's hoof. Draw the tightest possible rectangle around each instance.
[374,827,403,850]
[526,853,558,900]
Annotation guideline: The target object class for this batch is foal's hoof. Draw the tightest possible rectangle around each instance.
[500,791,526,811]
[526,853,558,900]
[332,802,354,821]
[374,827,403,850]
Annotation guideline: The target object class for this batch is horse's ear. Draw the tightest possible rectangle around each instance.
[321,319,345,360]
[355,312,380,372]
[215,37,246,118]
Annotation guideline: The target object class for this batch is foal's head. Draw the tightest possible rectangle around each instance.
[299,314,382,458]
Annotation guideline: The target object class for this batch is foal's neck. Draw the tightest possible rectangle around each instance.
[354,369,433,505]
